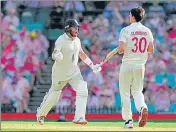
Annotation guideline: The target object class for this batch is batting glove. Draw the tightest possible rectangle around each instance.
[92,64,102,74]
[52,51,63,62]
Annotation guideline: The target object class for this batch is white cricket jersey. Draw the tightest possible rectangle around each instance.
[52,33,81,81]
[119,22,154,71]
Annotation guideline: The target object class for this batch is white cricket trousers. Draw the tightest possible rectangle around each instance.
[37,73,88,120]
[119,67,147,121]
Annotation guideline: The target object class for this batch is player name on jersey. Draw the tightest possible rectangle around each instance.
[131,31,147,36]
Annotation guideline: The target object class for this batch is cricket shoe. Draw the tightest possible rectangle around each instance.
[138,107,148,127]
[124,120,133,129]
[37,116,44,125]
[72,117,88,125]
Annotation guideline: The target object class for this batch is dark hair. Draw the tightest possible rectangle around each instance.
[130,6,145,22]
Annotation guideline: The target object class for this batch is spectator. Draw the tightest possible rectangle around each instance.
[170,87,176,103]
[27,31,43,56]
[87,82,100,108]
[64,1,85,12]
[93,14,109,28]
[46,7,64,29]
[7,79,24,113]
[149,1,164,12]
[36,30,49,60]
[99,83,115,108]
[168,15,176,46]
[3,8,19,27]
[16,72,31,112]
[1,12,9,32]
[171,47,176,60]
[150,53,167,74]
[80,18,92,35]
[84,1,96,11]
[39,1,54,7]
[2,75,13,103]
[164,1,176,11]
[167,56,176,73]
[53,0,65,8]
[152,85,171,112]
[4,1,18,12]
[144,89,153,104]
[160,45,171,62]
[23,1,39,8]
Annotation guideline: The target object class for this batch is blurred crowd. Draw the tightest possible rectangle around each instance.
[1,2,49,112]
[1,1,176,113]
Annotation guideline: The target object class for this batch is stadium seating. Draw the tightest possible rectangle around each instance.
[155,73,165,84]
[28,22,43,31]
[36,13,49,25]
[1,103,16,113]
[131,99,138,114]
[24,8,37,18]
[169,103,176,113]
[21,15,33,25]
[115,92,121,109]
[147,103,156,113]
[47,29,64,40]
[166,73,176,88]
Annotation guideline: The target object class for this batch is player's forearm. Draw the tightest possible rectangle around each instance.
[103,47,122,63]
[147,46,154,54]
[83,57,94,68]
[147,42,154,54]
[79,51,93,68]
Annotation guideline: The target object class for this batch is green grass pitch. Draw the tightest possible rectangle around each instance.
[1,120,176,131]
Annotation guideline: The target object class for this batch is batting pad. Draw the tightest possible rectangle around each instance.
[37,90,61,117]
[73,81,88,120]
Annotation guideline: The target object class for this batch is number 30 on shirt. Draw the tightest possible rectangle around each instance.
[132,37,147,53]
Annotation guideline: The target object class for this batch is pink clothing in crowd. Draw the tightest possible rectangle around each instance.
[170,88,176,103]
[25,38,43,54]
[16,77,31,94]
[38,34,49,52]
[2,76,22,101]
[87,95,100,108]
[1,19,9,31]
[153,88,170,111]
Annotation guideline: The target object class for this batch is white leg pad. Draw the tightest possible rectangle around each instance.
[74,81,88,120]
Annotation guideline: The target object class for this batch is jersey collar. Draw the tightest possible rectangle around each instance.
[64,33,73,40]
[131,22,142,26]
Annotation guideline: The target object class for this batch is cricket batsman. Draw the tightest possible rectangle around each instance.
[97,7,154,128]
[36,19,101,125]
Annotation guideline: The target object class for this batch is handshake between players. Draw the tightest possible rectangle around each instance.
[37,6,154,128]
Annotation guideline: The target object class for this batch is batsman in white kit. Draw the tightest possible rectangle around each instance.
[36,19,101,125]
[98,7,154,128]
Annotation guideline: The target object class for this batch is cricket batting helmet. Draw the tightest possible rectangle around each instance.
[64,19,80,33]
